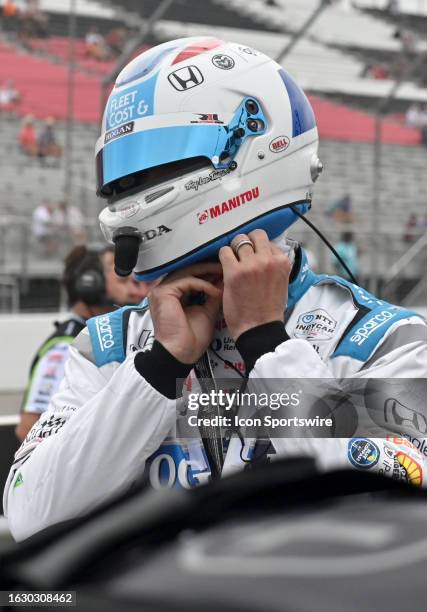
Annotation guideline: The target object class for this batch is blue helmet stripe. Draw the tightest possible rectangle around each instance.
[278,68,316,137]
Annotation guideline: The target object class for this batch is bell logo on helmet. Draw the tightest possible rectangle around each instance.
[269,135,290,153]
[197,187,260,224]
[167,66,204,91]
[141,225,172,241]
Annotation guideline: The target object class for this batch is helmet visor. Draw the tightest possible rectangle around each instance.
[95,97,267,197]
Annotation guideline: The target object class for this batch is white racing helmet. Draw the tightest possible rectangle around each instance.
[97,37,322,280]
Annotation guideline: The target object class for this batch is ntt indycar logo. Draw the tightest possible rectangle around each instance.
[197,186,260,224]
[95,315,115,351]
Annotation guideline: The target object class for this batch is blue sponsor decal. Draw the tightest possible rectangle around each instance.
[106,72,158,130]
[146,443,210,489]
[348,438,380,469]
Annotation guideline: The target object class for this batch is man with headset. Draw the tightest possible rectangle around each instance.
[15,245,150,441]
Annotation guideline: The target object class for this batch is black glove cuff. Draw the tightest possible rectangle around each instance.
[134,340,194,399]
[236,321,289,374]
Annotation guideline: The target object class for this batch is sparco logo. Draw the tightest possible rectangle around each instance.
[104,121,134,144]
[197,187,260,224]
[269,135,290,153]
[141,225,172,241]
[96,316,114,351]
[350,309,395,345]
[168,66,204,91]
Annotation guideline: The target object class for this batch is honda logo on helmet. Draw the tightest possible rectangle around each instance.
[168,66,204,91]
[141,225,172,241]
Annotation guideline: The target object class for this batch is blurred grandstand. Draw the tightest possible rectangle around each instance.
[0,0,426,312]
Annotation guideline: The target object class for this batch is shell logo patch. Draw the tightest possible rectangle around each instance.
[396,452,423,487]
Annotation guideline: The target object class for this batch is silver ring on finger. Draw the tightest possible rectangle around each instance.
[232,239,255,257]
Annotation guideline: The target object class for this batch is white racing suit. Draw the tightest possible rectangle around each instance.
[4,245,427,541]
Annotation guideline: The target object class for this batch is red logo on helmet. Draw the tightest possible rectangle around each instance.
[198,210,210,224]
[197,187,260,224]
[269,135,290,153]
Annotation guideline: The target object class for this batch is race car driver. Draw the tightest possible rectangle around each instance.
[4,37,427,541]
[15,245,150,441]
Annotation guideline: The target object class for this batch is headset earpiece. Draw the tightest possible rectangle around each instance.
[72,251,107,305]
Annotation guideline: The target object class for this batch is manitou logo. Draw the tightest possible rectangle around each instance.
[197,187,260,224]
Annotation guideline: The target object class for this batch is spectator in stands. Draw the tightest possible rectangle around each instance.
[15,245,153,442]
[420,104,427,146]
[0,79,20,108]
[37,117,62,165]
[105,27,128,58]
[361,62,389,80]
[2,0,19,20]
[369,64,389,80]
[53,201,87,246]
[85,26,110,61]
[403,213,419,244]
[23,0,48,39]
[18,115,37,156]
[32,200,56,255]
[327,193,354,224]
[394,28,417,55]
[332,231,359,280]
[405,103,424,129]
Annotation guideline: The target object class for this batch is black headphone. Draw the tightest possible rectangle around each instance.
[71,248,107,306]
